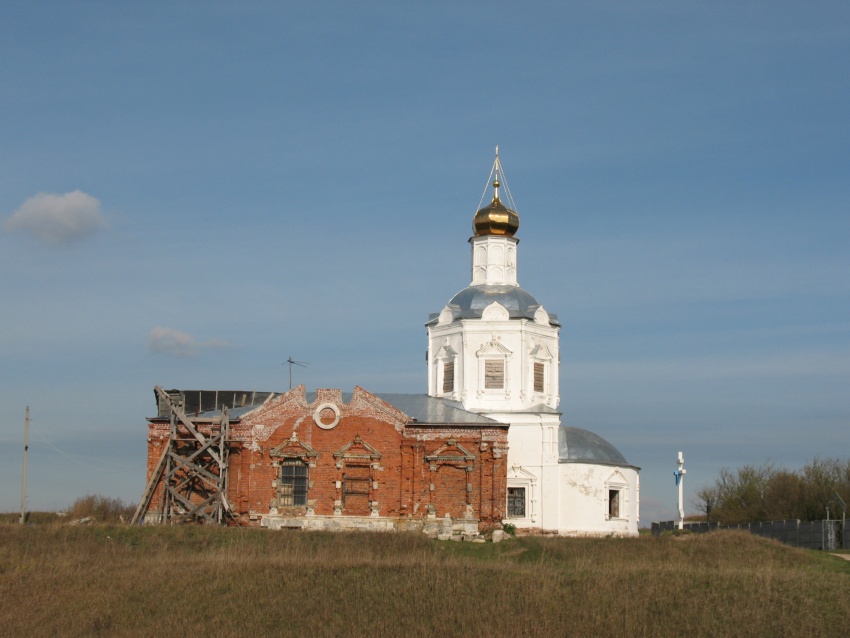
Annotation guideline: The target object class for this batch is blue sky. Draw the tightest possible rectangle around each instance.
[1,1,847,523]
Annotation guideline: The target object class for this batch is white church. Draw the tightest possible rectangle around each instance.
[144,151,640,537]
[426,151,640,536]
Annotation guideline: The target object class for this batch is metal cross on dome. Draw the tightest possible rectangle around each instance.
[476,145,518,213]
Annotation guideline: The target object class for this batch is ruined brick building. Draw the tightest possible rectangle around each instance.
[140,151,640,536]
[144,387,508,533]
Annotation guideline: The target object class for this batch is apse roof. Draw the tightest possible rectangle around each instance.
[426,284,560,326]
[558,426,638,469]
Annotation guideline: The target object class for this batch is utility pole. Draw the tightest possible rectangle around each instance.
[674,451,686,530]
[20,406,29,525]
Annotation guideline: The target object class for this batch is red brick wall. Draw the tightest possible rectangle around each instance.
[145,386,508,526]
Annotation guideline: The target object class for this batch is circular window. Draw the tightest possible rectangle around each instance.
[313,403,340,429]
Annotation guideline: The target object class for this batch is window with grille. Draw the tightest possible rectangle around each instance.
[534,362,544,393]
[608,489,620,519]
[484,360,504,389]
[507,487,526,518]
[279,460,308,506]
[442,361,454,393]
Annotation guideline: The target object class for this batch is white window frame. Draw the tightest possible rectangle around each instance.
[605,470,629,521]
[506,466,537,524]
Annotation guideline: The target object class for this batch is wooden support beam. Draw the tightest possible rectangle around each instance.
[131,445,169,525]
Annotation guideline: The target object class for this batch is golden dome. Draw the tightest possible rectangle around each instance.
[473,179,520,237]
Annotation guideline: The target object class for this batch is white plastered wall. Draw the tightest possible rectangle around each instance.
[427,316,559,413]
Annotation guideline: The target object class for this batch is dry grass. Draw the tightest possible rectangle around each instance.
[0,525,848,637]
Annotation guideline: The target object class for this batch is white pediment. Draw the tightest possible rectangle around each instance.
[533,306,550,325]
[508,465,538,481]
[529,344,554,360]
[481,301,510,321]
[436,343,457,359]
[606,469,628,486]
[476,339,513,357]
[438,306,455,325]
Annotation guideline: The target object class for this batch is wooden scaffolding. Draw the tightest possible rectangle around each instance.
[132,386,232,525]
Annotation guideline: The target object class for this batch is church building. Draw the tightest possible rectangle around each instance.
[141,152,639,537]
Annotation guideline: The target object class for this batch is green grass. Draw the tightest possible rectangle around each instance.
[0,524,848,636]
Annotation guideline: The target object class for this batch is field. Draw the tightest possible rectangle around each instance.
[1,523,848,637]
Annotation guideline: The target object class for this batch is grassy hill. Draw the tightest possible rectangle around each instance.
[1,524,848,636]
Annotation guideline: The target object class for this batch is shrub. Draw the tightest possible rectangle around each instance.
[66,494,135,524]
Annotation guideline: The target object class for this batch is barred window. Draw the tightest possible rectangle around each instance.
[279,460,308,506]
[442,361,454,394]
[484,360,504,389]
[507,487,526,518]
[534,362,544,393]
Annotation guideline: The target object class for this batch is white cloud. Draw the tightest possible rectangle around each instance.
[3,190,107,244]
[147,326,231,357]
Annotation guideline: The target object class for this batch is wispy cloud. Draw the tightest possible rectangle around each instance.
[146,326,230,357]
[3,190,107,245]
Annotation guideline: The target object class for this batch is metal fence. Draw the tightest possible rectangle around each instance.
[651,518,847,551]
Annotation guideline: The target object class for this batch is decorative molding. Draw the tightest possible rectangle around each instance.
[313,402,340,430]
[529,344,553,360]
[269,433,318,460]
[481,301,509,321]
[425,439,475,464]
[475,339,512,357]
[333,435,382,463]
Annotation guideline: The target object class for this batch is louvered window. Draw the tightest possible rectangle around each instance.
[442,361,454,393]
[534,362,544,393]
[484,360,504,389]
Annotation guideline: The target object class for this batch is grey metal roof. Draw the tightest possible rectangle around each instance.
[375,394,501,425]
[305,392,500,425]
[426,284,559,326]
[558,426,637,468]
[154,389,498,426]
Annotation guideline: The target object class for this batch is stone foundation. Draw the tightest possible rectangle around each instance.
[261,513,480,537]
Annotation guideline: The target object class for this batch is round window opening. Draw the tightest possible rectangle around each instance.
[314,403,340,429]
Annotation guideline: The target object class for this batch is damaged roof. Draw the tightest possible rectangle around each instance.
[154,389,500,426]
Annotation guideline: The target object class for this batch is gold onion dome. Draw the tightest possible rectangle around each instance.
[473,179,520,237]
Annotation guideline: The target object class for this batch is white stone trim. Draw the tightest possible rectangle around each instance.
[506,465,537,523]
[313,403,340,430]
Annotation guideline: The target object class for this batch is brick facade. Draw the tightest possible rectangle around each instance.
[146,386,508,531]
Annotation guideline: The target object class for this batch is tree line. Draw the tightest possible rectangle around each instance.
[695,458,850,525]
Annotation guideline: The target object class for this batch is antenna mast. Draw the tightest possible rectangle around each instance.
[20,406,29,525]
[284,356,309,390]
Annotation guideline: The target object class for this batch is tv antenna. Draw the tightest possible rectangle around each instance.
[283,356,308,390]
